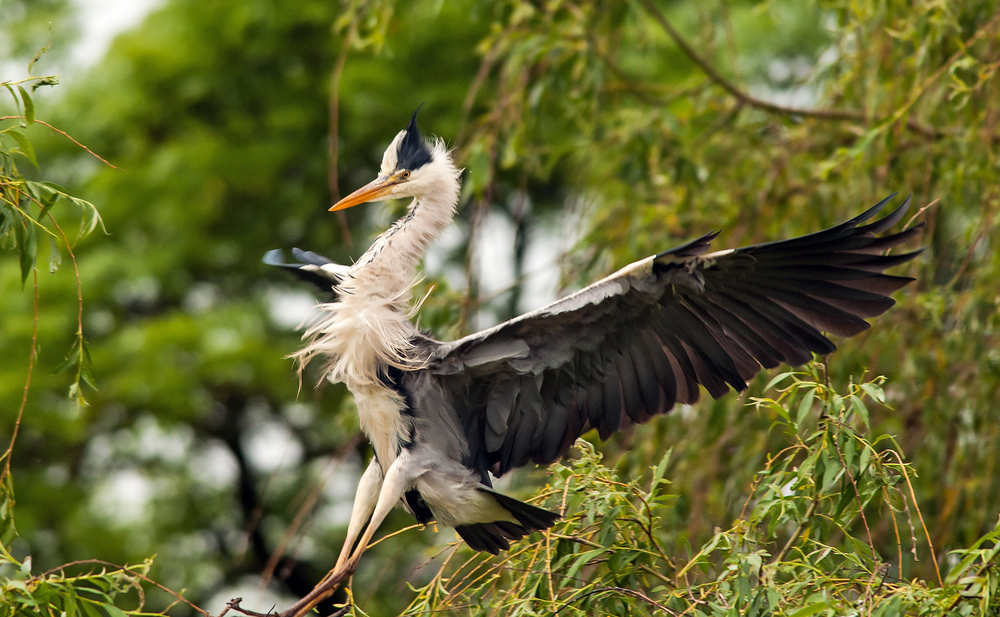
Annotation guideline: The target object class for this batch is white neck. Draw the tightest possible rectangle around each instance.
[352,185,459,301]
[295,153,461,388]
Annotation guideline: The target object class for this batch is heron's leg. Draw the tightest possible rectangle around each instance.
[343,450,418,571]
[334,458,383,570]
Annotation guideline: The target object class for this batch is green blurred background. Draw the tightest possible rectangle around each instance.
[2,0,998,615]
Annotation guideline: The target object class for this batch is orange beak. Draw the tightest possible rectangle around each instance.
[329,177,399,211]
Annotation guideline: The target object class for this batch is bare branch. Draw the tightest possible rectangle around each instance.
[328,18,357,246]
[276,566,353,617]
[635,0,954,139]
[0,270,37,486]
[33,559,209,616]
[261,434,364,586]
[1,116,122,169]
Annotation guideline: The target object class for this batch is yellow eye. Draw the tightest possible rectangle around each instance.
[400,170,411,180]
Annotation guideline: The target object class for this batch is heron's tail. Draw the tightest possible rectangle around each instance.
[455,490,559,555]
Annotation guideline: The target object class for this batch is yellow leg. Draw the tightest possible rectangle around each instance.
[334,458,383,570]
[343,450,414,571]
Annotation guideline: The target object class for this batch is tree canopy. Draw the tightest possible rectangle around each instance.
[2,1,999,616]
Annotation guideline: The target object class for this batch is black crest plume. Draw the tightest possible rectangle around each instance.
[397,104,433,171]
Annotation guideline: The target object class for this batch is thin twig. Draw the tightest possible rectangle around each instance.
[47,214,93,406]
[53,220,83,346]
[771,497,818,565]
[328,15,357,246]
[904,198,938,232]
[635,0,969,139]
[276,566,353,617]
[455,37,502,147]
[0,116,121,169]
[555,585,676,615]
[881,487,905,582]
[832,435,878,565]
[260,434,363,586]
[214,600,232,617]
[35,559,209,616]
[225,597,277,617]
[946,187,998,288]
[0,269,37,487]
[640,564,675,588]
[885,449,943,586]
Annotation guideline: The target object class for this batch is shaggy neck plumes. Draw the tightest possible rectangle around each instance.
[296,145,461,388]
[353,164,461,293]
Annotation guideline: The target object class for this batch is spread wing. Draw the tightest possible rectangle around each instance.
[264,248,348,297]
[425,195,921,479]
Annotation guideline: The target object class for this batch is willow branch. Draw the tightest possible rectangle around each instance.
[276,567,352,617]
[635,0,947,139]
[769,497,817,565]
[260,434,363,586]
[35,559,209,616]
[0,116,121,169]
[885,449,943,587]
[328,17,357,246]
[0,270,37,486]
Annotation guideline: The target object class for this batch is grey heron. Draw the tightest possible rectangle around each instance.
[265,110,920,579]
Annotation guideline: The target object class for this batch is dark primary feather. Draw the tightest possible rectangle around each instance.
[263,248,343,297]
[422,195,921,480]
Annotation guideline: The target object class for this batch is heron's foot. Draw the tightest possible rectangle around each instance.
[339,555,362,578]
[331,555,348,576]
[279,566,355,617]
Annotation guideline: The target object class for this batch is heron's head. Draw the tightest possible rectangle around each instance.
[330,109,457,212]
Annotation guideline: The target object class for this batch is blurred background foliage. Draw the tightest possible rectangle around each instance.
[1,0,999,615]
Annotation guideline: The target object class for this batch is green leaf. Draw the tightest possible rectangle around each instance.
[54,338,82,375]
[63,586,79,617]
[761,398,790,423]
[859,446,872,475]
[69,382,88,407]
[850,396,870,427]
[833,481,857,520]
[49,236,62,273]
[103,603,129,617]
[821,459,842,492]
[765,371,795,392]
[17,86,34,125]
[80,365,98,391]
[7,578,29,593]
[39,180,72,194]
[77,201,107,241]
[80,600,104,617]
[28,38,52,74]
[4,83,20,114]
[649,448,672,492]
[15,212,38,285]
[859,382,886,404]
[789,602,830,617]
[796,389,816,426]
[0,472,16,546]
[6,129,38,167]
[77,586,112,604]
[34,183,62,222]
[844,435,856,466]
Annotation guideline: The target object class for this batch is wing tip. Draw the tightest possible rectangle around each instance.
[655,230,721,263]
[262,248,287,267]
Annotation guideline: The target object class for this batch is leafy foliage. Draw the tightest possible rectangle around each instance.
[2,557,157,617]
[406,374,1000,616]
[0,70,183,617]
[1,73,104,405]
[2,0,999,616]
